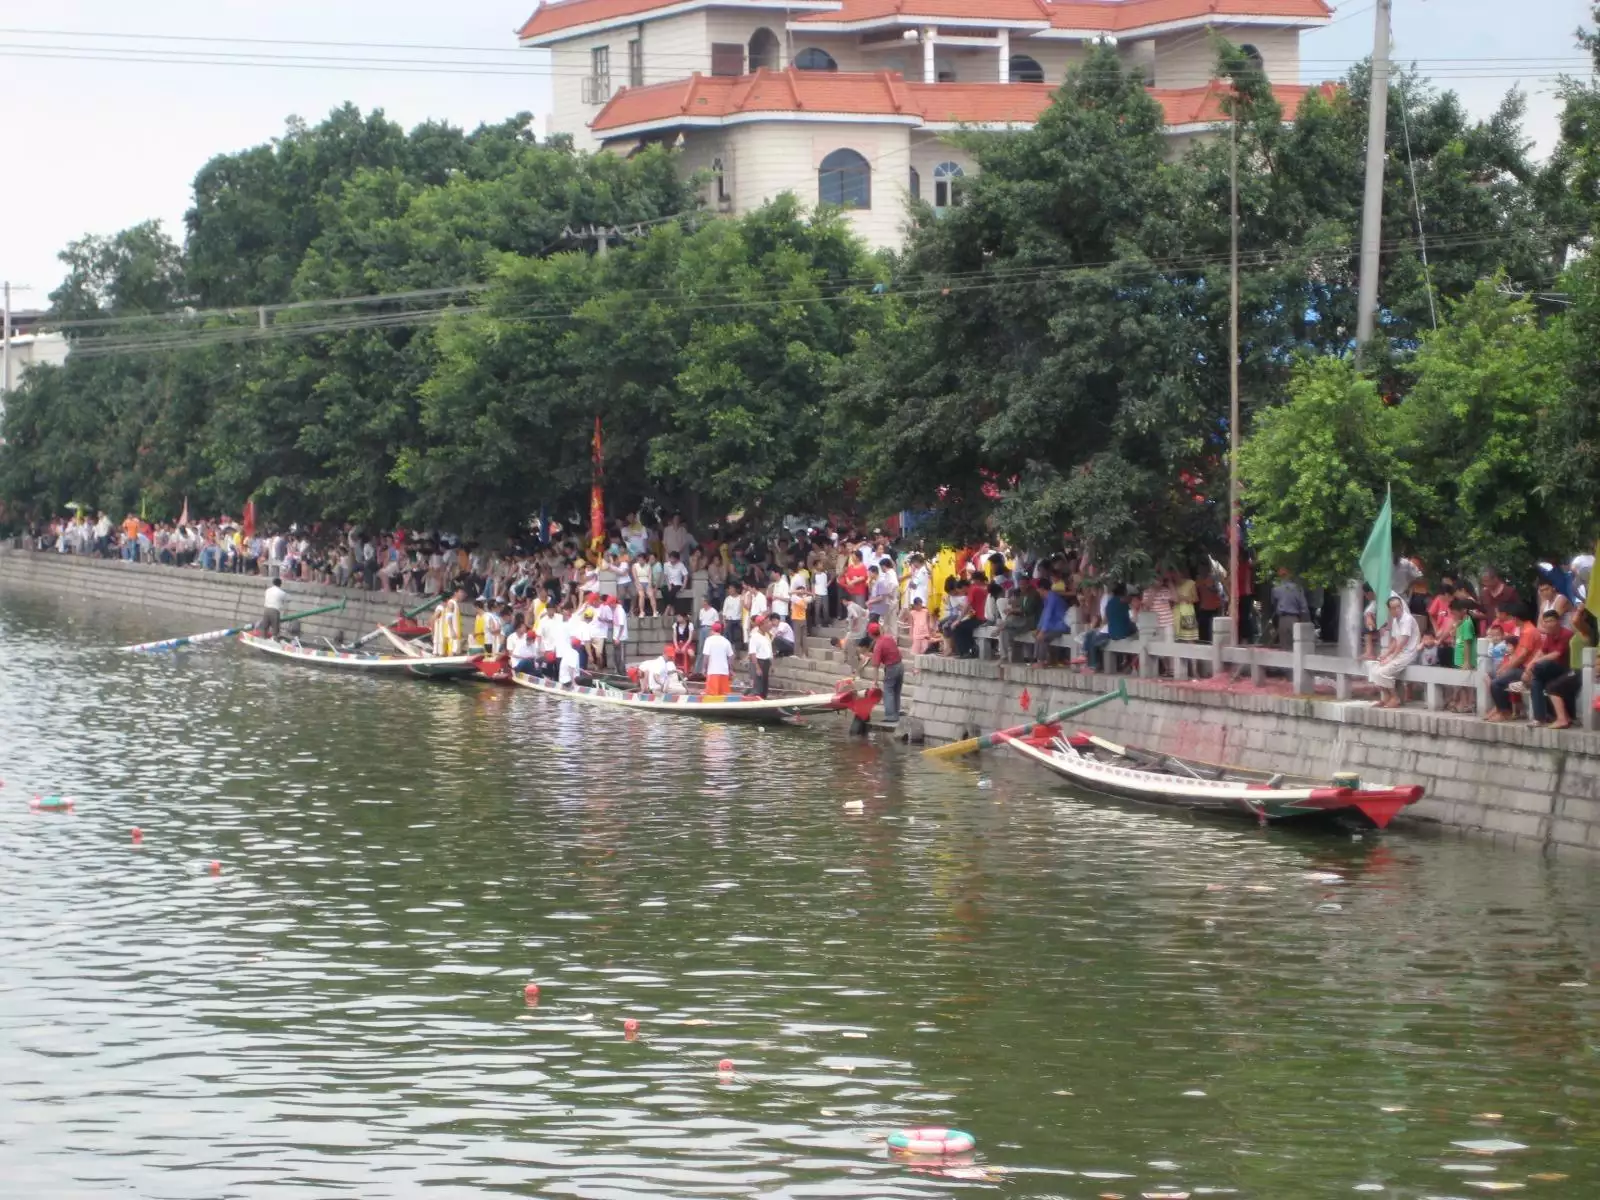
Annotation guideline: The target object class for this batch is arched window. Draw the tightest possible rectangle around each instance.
[795,47,838,72]
[748,27,780,72]
[819,148,870,209]
[1008,54,1045,84]
[908,165,921,202]
[933,161,963,209]
[1239,43,1265,71]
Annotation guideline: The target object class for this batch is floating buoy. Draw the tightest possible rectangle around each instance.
[523,982,540,1002]
[132,827,143,844]
[208,860,222,876]
[623,1018,639,1034]
[30,794,73,813]
[717,1058,735,1073]
[888,1128,976,1157]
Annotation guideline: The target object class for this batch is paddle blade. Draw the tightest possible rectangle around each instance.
[923,735,983,760]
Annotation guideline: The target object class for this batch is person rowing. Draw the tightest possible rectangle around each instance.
[260,575,287,640]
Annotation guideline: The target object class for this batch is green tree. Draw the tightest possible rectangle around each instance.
[1239,357,1425,588]
[1395,280,1573,574]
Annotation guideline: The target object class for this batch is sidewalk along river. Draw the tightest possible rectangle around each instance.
[1,585,1596,1199]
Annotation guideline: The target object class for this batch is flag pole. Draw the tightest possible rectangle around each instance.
[1227,110,1241,626]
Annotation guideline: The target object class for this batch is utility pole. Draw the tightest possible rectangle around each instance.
[1355,0,1393,348]
[1227,118,1241,628]
[2,281,11,401]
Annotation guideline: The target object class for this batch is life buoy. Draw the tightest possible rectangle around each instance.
[887,1128,975,1156]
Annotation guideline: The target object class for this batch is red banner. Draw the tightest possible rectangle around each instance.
[589,417,605,547]
[242,499,256,540]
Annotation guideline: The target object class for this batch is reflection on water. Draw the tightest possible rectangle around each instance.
[1,586,1596,1198]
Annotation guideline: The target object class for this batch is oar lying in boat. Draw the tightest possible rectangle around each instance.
[922,680,1129,759]
[124,599,347,653]
[353,595,445,648]
[377,625,428,658]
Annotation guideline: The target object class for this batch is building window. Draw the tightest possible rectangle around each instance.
[712,155,729,205]
[936,58,957,84]
[628,38,643,87]
[1239,43,1265,72]
[819,148,870,210]
[585,45,611,104]
[1009,54,1045,84]
[711,42,744,77]
[933,161,963,210]
[908,166,921,202]
[795,47,838,72]
[748,27,780,72]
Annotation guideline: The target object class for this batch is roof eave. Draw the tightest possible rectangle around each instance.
[1036,13,1331,40]
[522,0,841,47]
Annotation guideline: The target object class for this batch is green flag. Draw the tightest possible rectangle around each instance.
[1359,487,1392,607]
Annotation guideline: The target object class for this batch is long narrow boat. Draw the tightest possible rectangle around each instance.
[999,725,1423,830]
[509,670,864,722]
[238,631,483,680]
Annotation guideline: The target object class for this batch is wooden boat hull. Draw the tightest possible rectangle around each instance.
[999,727,1422,830]
[509,671,856,722]
[238,632,482,679]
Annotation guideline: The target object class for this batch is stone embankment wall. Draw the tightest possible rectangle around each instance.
[0,549,671,655]
[6,549,1598,857]
[775,644,1600,858]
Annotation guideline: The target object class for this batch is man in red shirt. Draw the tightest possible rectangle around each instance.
[1525,609,1575,725]
[864,620,905,722]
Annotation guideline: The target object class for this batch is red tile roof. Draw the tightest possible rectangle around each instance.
[519,0,1330,41]
[795,0,1052,23]
[520,0,840,42]
[591,66,1329,132]
[1045,0,1332,31]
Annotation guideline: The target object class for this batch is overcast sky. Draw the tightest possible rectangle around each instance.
[1,0,1592,306]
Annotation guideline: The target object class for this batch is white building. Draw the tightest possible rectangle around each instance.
[1,327,69,422]
[519,0,1332,248]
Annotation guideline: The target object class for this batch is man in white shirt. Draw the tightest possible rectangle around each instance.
[747,614,775,698]
[721,583,745,654]
[662,514,694,560]
[610,601,630,673]
[558,636,584,685]
[261,576,287,639]
[769,572,790,621]
[701,622,735,696]
[664,552,690,616]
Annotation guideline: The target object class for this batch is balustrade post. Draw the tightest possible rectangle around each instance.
[1475,637,1491,716]
[1292,621,1313,694]
[1583,646,1596,732]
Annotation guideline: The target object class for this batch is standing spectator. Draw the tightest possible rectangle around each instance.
[1271,566,1311,648]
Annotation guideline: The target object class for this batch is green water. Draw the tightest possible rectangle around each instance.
[1,586,1597,1198]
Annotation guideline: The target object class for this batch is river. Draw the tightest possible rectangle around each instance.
[1,586,1596,1198]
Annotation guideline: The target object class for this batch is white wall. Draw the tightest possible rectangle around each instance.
[1151,24,1302,89]
[726,120,914,249]
[547,14,710,150]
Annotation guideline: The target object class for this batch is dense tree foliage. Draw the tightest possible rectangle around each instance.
[4,19,1597,582]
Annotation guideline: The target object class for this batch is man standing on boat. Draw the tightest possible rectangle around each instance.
[261,576,287,640]
[702,621,735,697]
[747,612,775,698]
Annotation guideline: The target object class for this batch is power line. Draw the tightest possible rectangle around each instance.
[62,220,1585,359]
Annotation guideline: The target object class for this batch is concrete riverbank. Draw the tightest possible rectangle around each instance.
[5,547,1599,858]
[774,638,1600,860]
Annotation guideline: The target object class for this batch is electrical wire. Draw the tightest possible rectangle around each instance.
[63,220,1584,358]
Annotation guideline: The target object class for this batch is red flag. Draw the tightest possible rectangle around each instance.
[242,499,256,539]
[1019,686,1032,712]
[589,417,605,546]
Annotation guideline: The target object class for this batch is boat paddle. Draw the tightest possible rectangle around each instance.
[124,599,347,654]
[922,680,1129,760]
[354,595,445,648]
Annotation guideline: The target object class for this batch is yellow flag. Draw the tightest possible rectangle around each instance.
[1587,539,1600,622]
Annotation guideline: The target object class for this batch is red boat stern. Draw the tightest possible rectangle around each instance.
[1308,785,1424,829]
